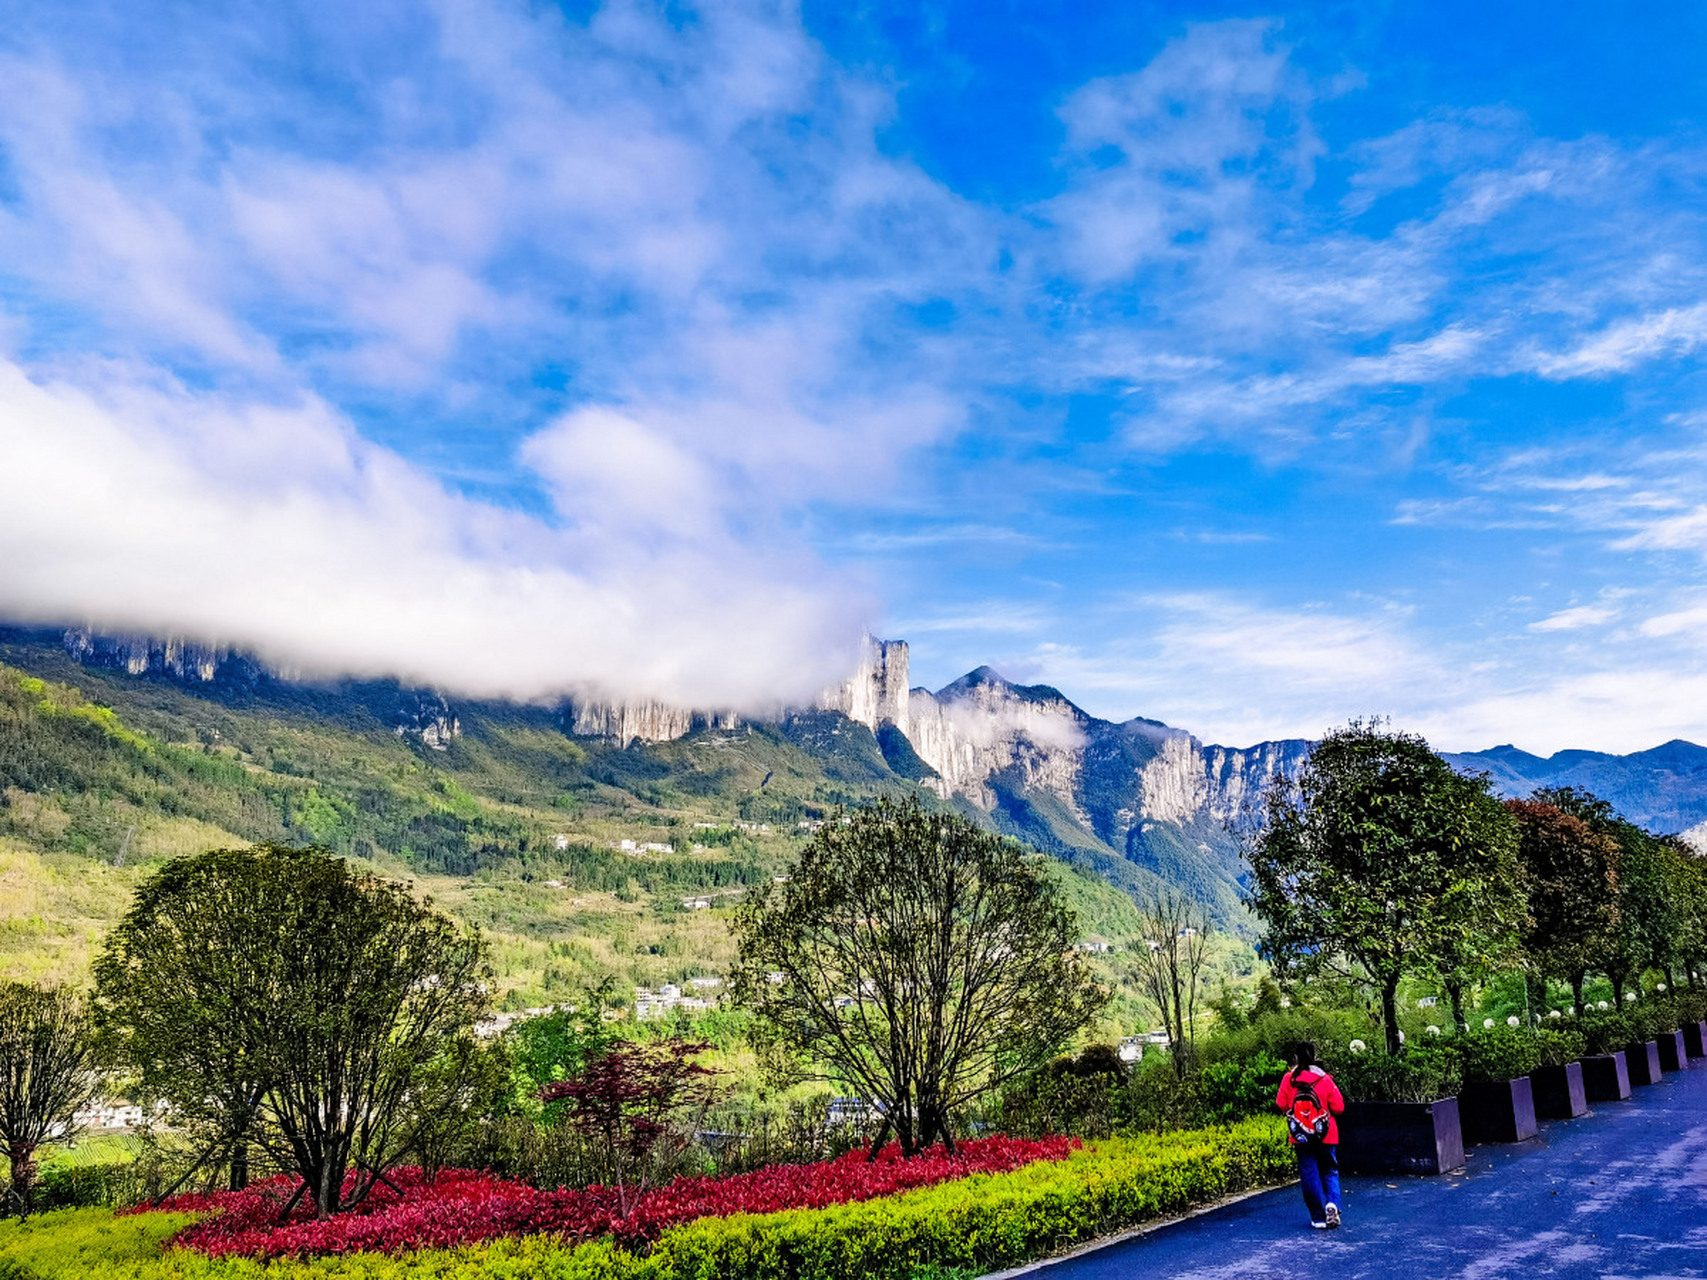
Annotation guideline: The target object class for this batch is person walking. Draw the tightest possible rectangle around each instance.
[1276,1040,1345,1229]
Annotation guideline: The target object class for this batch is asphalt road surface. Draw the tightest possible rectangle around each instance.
[1012,1056,1707,1280]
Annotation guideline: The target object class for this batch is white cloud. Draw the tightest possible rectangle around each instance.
[1531,303,1707,379]
[0,0,983,704]
[1529,604,1618,632]
[0,359,866,709]
[1011,594,1440,747]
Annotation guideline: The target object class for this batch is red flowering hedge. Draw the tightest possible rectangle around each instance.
[143,1134,1076,1259]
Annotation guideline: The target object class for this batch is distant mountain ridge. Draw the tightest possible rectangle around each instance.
[18,626,1707,919]
[1443,741,1707,836]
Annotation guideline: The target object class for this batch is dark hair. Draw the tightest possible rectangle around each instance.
[1292,1040,1316,1069]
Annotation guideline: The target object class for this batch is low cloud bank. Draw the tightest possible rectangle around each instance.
[0,361,867,709]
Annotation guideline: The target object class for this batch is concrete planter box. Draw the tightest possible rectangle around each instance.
[1530,1062,1588,1119]
[1339,1098,1465,1175]
[1581,1052,1631,1101]
[1657,1029,1688,1072]
[1685,1021,1707,1059]
[1458,1077,1538,1144]
[1625,1040,1663,1085]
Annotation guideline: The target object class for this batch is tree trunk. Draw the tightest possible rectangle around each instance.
[1610,973,1625,1009]
[6,1141,37,1220]
[865,1116,892,1163]
[1445,979,1466,1033]
[1525,968,1547,1020]
[1381,976,1401,1055]
[228,1142,248,1192]
[1570,971,1586,1018]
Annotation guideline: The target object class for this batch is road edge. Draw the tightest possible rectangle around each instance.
[980,1177,1298,1280]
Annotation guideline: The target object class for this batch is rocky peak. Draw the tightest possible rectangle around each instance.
[817,636,912,736]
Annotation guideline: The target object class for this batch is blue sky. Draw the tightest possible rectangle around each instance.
[2,1,1706,752]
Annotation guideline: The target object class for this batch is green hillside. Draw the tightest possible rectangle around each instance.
[0,632,1254,1030]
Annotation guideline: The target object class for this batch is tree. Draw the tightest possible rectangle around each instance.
[1505,799,1620,1015]
[95,844,489,1217]
[730,800,1106,1157]
[0,983,102,1219]
[1129,888,1210,1075]
[1245,721,1522,1054]
[539,1039,720,1218]
[1538,788,1679,1004]
[1666,840,1707,988]
[395,1033,512,1184]
[505,983,621,1119]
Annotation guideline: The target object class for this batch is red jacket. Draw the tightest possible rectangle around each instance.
[1276,1066,1345,1145]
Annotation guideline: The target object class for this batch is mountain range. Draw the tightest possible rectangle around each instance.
[20,628,1707,923]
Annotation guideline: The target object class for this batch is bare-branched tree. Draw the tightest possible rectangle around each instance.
[1129,890,1210,1075]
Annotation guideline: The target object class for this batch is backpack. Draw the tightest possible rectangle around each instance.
[1286,1071,1331,1144]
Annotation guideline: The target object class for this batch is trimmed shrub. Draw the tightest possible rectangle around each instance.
[1532,1028,1585,1068]
[1323,1043,1462,1103]
[991,1046,1128,1140]
[1568,1010,1638,1056]
[1197,1008,1370,1069]
[645,1119,1291,1280]
[1456,1027,1544,1084]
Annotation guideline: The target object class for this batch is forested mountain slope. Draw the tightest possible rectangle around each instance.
[0,628,1175,1013]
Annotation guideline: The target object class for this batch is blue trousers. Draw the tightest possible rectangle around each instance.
[1296,1143,1340,1222]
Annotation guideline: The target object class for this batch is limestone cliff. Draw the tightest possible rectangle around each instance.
[817,637,912,734]
[904,668,1090,813]
[62,627,247,682]
[564,699,738,748]
[57,627,461,747]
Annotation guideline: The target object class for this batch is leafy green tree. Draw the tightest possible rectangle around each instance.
[1246,722,1522,1054]
[96,844,490,1217]
[0,983,102,1219]
[1538,788,1680,1005]
[1666,839,1707,988]
[731,800,1107,1157]
[1505,799,1620,1015]
[504,983,621,1118]
[1250,975,1284,1019]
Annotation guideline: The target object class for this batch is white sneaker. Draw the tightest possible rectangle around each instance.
[1325,1204,1341,1229]
[1311,1220,1328,1229]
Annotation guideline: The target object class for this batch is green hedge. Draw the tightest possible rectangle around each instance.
[1322,1043,1463,1103]
[1453,1026,1582,1083]
[0,1120,1292,1280]
[649,1119,1289,1280]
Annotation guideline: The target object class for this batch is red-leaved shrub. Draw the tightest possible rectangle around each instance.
[142,1134,1076,1258]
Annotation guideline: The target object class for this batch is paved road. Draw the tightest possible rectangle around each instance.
[1022,1060,1707,1280]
